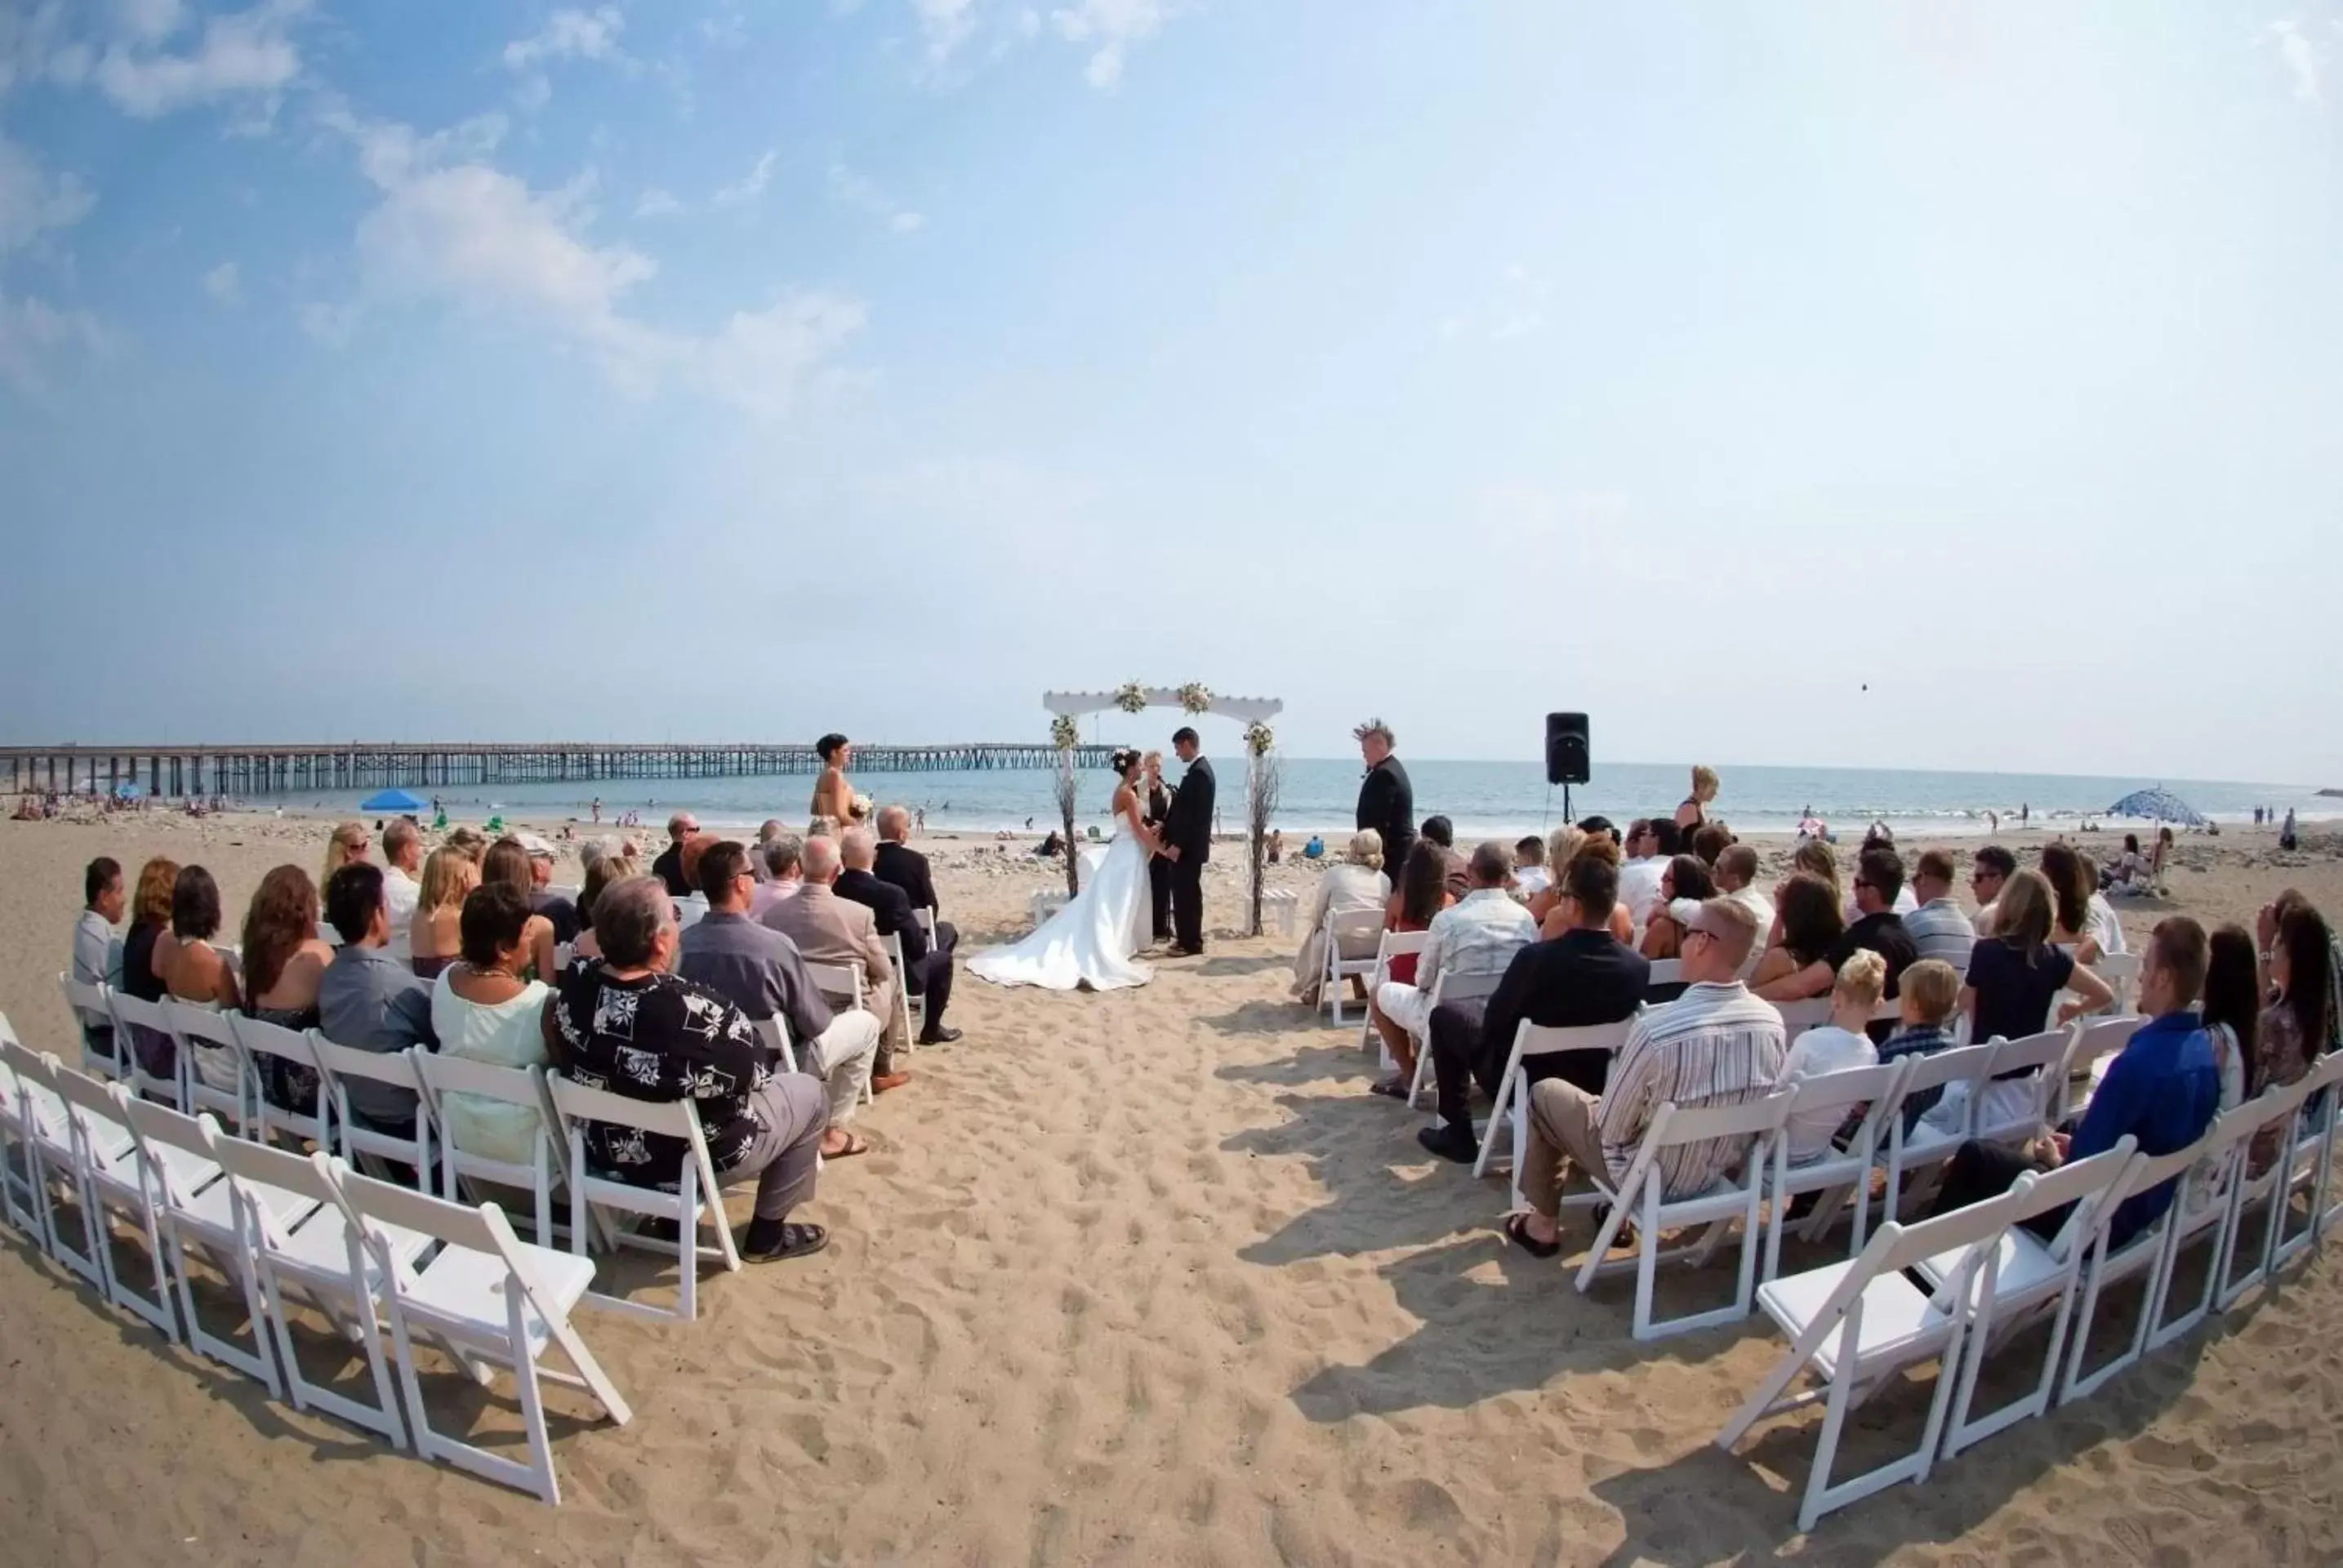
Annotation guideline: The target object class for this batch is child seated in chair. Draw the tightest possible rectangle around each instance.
[1775,951,1883,1166]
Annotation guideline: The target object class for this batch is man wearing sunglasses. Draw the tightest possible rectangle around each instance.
[1967,844,2016,938]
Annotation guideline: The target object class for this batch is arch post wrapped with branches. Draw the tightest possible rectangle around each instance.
[1042,687,1286,935]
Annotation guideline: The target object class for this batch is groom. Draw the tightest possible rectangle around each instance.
[1157,726,1215,956]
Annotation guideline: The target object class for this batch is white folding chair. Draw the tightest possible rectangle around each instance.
[2060,1013,2143,1125]
[1772,997,1832,1043]
[1472,1018,1638,1207]
[803,961,872,1105]
[2060,1134,2225,1401]
[675,893,709,932]
[915,906,939,953]
[0,1039,114,1280]
[119,1097,319,1395]
[1642,958,1682,990]
[163,998,252,1134]
[312,1036,434,1184]
[1321,907,1385,1027]
[1967,1027,2078,1150]
[1402,968,1504,1111]
[0,1032,43,1242]
[749,1016,799,1076]
[552,942,574,973]
[1878,1042,1999,1218]
[1765,1059,1911,1282]
[1718,1184,2028,1530]
[884,931,920,1054]
[1915,1140,2136,1456]
[209,1137,423,1444]
[2141,1098,2265,1354]
[101,990,185,1109]
[44,1061,195,1334]
[1575,1089,1797,1341]
[2265,1050,2343,1271]
[2213,1071,2325,1310]
[58,971,122,1081]
[327,1158,630,1505]
[412,1054,564,1243]
[229,1013,332,1149]
[1356,929,1432,1056]
[546,1071,742,1322]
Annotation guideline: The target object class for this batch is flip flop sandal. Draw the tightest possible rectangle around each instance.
[745,1222,830,1263]
[826,1132,871,1159]
[1502,1214,1561,1259]
[1369,1076,1410,1098]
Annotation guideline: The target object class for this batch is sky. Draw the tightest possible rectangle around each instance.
[2,2,2340,783]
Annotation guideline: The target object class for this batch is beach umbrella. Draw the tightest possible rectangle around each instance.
[359,787,430,813]
[2106,787,2206,827]
[114,781,144,799]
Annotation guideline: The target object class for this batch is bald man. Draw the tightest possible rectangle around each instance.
[874,804,956,950]
[762,835,911,1091]
[836,826,960,1046]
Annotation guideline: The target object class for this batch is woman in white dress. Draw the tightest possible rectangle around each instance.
[971,749,1163,991]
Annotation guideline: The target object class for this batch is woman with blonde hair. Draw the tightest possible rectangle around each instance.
[1675,764,1720,832]
[1538,835,1633,945]
[1526,826,1585,926]
[321,821,370,889]
[1292,830,1392,1007]
[410,845,478,979]
[1961,867,2114,1045]
[1791,837,1839,901]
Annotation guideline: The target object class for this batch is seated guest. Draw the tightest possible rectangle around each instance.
[651,811,700,897]
[1791,837,1841,907]
[2103,834,2148,891]
[1774,951,1884,1165]
[1366,840,1455,1093]
[1962,867,2114,1046]
[679,840,882,1159]
[1878,957,1963,1130]
[1575,816,1618,848]
[752,834,805,916]
[1751,871,1843,994]
[762,835,910,1093]
[1512,835,1551,898]
[1903,849,1977,968]
[568,853,628,964]
[318,862,439,1135]
[1649,817,1686,860]
[321,821,371,890]
[550,875,831,1263]
[1292,831,1392,1007]
[410,845,478,979]
[381,818,424,960]
[525,839,581,944]
[1525,826,1583,927]
[754,820,789,879]
[1759,847,1918,1020]
[2038,842,2105,963]
[1713,845,1775,978]
[873,806,951,942]
[118,857,179,1078]
[1931,916,2220,1247]
[241,865,336,1110]
[159,864,242,1094]
[2244,898,2336,1174]
[70,855,125,1063]
[481,838,561,981]
[1538,836,1634,946]
[2192,926,2255,1198]
[1500,898,1785,1257]
[1415,851,1648,1161]
[1420,815,1471,898]
[430,883,554,1165]
[445,825,489,864]
[1967,844,2016,936]
[1617,819,1667,932]
[1690,822,1733,869]
[1373,842,1536,1049]
[835,826,960,1046]
[1638,854,1717,960]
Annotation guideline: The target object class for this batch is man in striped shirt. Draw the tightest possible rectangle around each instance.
[1502,897,1787,1257]
[1902,849,1978,969]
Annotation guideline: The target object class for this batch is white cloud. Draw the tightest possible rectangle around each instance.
[0,132,97,254]
[2267,18,2328,102]
[711,148,777,208]
[296,297,357,346]
[702,4,751,48]
[502,6,626,71]
[109,0,189,47]
[914,0,978,66]
[91,0,308,119]
[202,259,241,304]
[830,163,924,234]
[633,186,684,218]
[0,287,112,397]
[318,113,864,415]
[1050,0,1174,89]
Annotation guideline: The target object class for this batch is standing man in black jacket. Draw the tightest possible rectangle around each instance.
[1160,728,1215,956]
[1142,752,1175,946]
[1354,719,1414,883]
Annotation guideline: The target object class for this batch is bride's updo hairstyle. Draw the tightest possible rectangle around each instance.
[1108,747,1143,778]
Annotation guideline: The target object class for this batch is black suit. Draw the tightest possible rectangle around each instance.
[1161,756,1215,951]
[1357,757,1415,883]
[874,840,958,955]
[1428,929,1648,1134]
[651,841,691,898]
[1143,782,1174,941]
[834,867,954,1036]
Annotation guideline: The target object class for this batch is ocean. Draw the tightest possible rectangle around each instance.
[253,760,2333,840]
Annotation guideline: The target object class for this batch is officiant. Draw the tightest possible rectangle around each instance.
[1354,719,1414,880]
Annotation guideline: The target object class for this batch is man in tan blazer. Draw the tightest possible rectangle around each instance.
[760,834,910,1091]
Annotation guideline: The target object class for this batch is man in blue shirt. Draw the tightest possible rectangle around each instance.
[1931,915,2221,1246]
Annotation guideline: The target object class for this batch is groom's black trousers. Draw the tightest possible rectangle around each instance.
[1149,854,1174,942]
[1171,854,1205,951]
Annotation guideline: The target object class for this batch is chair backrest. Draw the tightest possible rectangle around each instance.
[1784,1059,1907,1134]
[209,1130,339,1224]
[2088,953,2142,1007]
[329,1156,561,1310]
[231,1012,322,1076]
[804,960,866,1005]
[1772,997,1833,1038]
[1828,1186,2030,1315]
[1376,929,1434,964]
[0,1037,57,1116]
[1984,1027,2078,1083]
[2241,1070,2323,1156]
[42,1056,124,1125]
[2069,1014,2141,1071]
[310,1034,426,1096]
[750,1016,790,1057]
[1513,1017,1639,1062]
[119,1096,225,1203]
[1898,1040,1998,1098]
[164,996,241,1053]
[2012,1138,2137,1256]
[1646,1088,1796,1153]
[546,1071,699,1142]
[1329,906,1383,946]
[416,1051,546,1114]
[1644,959,1682,987]
[59,971,110,1029]
[885,929,908,978]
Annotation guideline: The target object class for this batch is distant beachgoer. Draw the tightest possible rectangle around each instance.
[2280,808,2298,852]
[591,797,602,823]
[2020,802,2029,828]
[915,807,926,834]
[1988,810,2000,834]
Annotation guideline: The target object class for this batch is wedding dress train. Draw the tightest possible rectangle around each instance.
[969,826,1153,991]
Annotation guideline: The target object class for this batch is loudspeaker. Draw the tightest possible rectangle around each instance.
[1545,712,1589,786]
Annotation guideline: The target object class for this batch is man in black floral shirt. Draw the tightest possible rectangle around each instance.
[548,875,831,1262]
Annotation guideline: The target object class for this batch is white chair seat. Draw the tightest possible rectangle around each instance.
[1758,1263,1955,1379]
[275,1208,434,1281]
[131,1140,220,1196]
[1917,1228,2068,1305]
[184,1174,320,1236]
[408,1241,596,1350]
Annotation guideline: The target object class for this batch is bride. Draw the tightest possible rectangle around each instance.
[969,748,1160,991]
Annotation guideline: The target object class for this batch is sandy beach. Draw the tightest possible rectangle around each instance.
[3,808,2341,1565]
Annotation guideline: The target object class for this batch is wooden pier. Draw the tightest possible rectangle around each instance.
[2,742,1116,799]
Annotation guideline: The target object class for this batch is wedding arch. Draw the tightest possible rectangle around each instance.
[1041,684,1285,936]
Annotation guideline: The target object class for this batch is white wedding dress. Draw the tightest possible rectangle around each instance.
[970,800,1154,991]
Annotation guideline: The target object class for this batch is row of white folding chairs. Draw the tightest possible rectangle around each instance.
[58,977,770,1321]
[1722,1047,2343,1529]
[0,1028,629,1504]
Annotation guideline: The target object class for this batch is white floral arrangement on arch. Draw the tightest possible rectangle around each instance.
[1178,682,1214,715]
[1050,714,1081,750]
[1114,682,1149,714]
[1245,721,1275,756]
